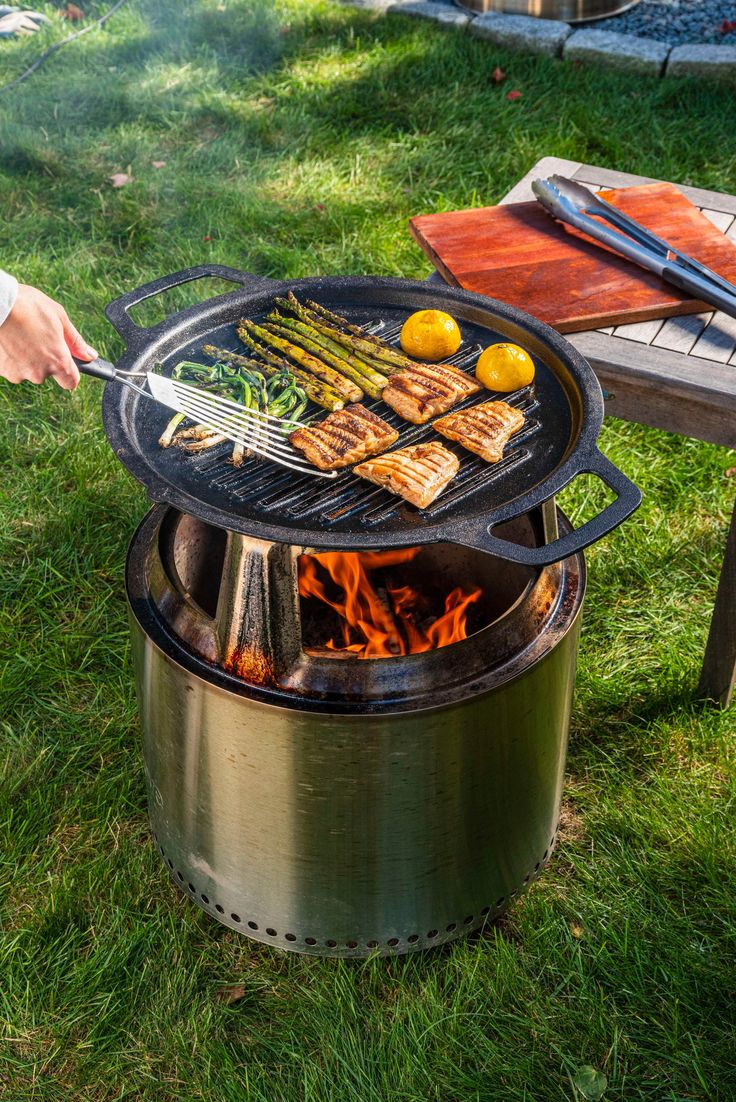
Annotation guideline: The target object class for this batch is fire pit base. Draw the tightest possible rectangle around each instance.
[152,829,561,954]
[127,504,585,956]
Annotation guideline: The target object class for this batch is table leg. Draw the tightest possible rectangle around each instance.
[698,498,736,709]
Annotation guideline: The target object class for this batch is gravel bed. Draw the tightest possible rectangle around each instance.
[591,0,736,46]
[424,0,736,48]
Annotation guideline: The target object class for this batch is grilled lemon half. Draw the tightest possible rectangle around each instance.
[400,310,462,362]
[475,342,535,392]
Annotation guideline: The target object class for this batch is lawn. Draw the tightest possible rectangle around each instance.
[1,1,735,1099]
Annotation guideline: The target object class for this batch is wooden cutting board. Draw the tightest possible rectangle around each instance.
[409,182,736,333]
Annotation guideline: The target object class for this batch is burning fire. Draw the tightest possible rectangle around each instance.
[298,549,482,658]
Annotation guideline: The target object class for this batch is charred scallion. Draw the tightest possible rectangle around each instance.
[161,355,310,464]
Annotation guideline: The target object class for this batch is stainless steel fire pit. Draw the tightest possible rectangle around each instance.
[127,504,585,957]
[89,265,638,956]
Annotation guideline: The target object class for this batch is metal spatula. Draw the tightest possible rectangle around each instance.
[76,357,336,478]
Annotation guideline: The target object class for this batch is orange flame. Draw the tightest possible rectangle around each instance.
[298,549,482,658]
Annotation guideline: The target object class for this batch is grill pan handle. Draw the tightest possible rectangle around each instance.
[104,265,279,343]
[461,449,642,567]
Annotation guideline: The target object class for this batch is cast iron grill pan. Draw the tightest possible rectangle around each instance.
[101,266,641,565]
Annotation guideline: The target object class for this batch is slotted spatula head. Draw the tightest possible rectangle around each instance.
[146,372,336,479]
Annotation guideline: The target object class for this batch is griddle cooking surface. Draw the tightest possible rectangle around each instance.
[131,312,566,544]
[196,325,540,514]
[102,274,616,556]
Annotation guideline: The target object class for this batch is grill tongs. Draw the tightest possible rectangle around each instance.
[532,175,736,320]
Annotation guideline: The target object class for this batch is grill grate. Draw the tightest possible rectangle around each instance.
[191,320,541,531]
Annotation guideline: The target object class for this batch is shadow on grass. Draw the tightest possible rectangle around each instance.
[3,0,733,205]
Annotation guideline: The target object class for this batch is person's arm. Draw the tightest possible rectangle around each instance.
[0,272,97,391]
[0,270,18,328]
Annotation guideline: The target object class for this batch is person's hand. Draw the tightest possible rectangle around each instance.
[0,284,97,391]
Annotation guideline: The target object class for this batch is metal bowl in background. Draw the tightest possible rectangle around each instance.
[455,0,640,21]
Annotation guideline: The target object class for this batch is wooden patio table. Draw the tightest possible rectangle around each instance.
[431,157,736,708]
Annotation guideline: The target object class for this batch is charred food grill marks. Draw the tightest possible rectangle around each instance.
[434,400,526,463]
[355,442,460,509]
[155,297,544,525]
[381,361,481,424]
[289,404,399,471]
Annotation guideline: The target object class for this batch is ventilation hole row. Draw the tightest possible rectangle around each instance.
[154,831,557,948]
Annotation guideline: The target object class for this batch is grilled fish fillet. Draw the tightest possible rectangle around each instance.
[354,442,459,509]
[381,362,481,424]
[433,400,525,463]
[289,404,399,471]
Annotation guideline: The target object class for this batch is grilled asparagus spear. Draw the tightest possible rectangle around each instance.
[305,296,401,352]
[275,297,401,380]
[263,316,386,400]
[280,291,415,372]
[238,320,363,403]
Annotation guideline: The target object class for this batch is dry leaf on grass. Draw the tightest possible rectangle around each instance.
[110,172,133,188]
[59,3,85,20]
[152,161,167,169]
[215,984,247,1004]
[490,66,506,83]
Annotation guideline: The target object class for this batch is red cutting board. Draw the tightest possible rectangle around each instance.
[409,182,736,333]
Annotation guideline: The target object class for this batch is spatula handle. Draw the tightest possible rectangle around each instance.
[74,356,117,381]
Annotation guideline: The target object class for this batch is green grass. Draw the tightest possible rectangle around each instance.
[1,1,735,1099]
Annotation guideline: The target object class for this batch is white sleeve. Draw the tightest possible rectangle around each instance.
[0,270,19,327]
